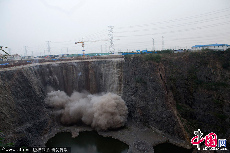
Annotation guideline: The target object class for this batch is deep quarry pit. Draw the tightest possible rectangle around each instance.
[1,52,230,152]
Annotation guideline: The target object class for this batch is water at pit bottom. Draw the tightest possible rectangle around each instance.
[46,131,129,153]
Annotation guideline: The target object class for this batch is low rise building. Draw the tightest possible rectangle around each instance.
[191,44,230,51]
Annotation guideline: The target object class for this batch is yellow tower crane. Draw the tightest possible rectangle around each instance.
[75,39,120,57]
[75,41,85,57]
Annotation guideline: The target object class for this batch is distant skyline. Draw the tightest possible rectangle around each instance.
[0,0,230,56]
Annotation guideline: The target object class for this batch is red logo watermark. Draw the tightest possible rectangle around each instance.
[191,129,227,150]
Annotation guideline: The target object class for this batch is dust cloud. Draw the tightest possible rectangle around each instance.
[45,90,128,130]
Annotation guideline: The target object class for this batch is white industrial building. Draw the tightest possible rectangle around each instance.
[191,44,230,51]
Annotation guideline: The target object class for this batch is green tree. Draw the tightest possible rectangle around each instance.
[0,46,10,59]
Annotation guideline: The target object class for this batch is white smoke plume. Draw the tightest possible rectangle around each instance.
[45,90,128,130]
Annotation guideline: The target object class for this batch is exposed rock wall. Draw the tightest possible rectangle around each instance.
[0,68,49,146]
[0,51,229,148]
[163,52,230,139]
[36,59,123,95]
[123,51,230,147]
[122,56,187,140]
[0,59,124,146]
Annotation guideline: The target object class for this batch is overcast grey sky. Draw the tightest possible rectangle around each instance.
[0,0,230,56]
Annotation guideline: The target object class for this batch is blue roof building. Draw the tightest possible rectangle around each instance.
[191,44,230,51]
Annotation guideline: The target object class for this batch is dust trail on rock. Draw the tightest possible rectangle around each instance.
[45,90,128,130]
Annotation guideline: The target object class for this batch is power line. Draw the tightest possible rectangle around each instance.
[34,7,230,53]
[115,7,230,30]
[114,14,230,34]
[113,20,230,38]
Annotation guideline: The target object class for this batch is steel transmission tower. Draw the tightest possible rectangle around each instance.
[108,26,115,53]
[46,41,51,54]
[8,48,11,55]
[105,43,107,52]
[162,36,164,50]
[24,46,28,56]
[152,38,154,51]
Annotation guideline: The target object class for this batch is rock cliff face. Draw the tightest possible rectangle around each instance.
[123,51,230,147]
[122,56,186,140]
[0,59,124,146]
[0,51,229,149]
